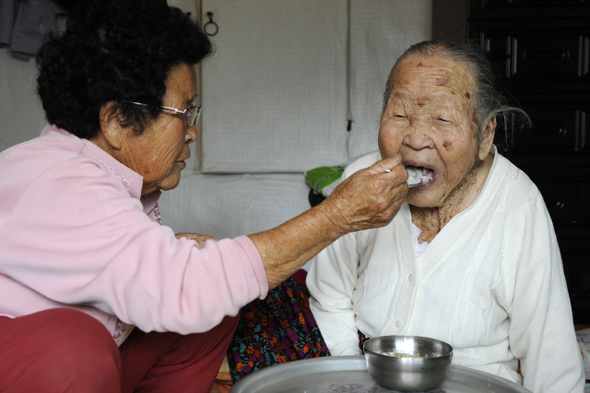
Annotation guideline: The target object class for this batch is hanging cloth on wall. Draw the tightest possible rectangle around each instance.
[199,0,349,174]
[0,0,68,60]
[0,0,16,47]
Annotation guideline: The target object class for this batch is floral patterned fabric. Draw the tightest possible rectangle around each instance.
[227,277,330,382]
[358,331,369,351]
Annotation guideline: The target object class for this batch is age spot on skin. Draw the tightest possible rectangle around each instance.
[465,92,471,99]
[443,140,453,150]
[436,78,448,86]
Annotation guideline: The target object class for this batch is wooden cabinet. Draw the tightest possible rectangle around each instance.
[434,0,590,323]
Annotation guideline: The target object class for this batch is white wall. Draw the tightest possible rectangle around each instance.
[0,0,431,240]
[0,47,47,151]
[168,0,197,17]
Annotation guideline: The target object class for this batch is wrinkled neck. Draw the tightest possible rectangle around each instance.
[411,153,493,243]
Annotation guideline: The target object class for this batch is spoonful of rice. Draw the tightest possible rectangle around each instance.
[406,166,433,187]
[384,166,433,187]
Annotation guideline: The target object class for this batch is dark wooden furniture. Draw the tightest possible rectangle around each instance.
[434,0,590,324]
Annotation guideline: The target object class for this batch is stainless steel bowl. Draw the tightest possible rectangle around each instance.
[363,335,453,392]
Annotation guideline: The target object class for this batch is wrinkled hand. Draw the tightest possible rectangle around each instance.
[175,232,218,248]
[321,154,407,234]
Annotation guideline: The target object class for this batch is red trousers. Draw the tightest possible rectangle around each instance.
[0,308,239,393]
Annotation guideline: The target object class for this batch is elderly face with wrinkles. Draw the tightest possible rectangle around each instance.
[378,53,492,209]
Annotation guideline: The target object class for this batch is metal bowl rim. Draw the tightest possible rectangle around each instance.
[363,335,454,360]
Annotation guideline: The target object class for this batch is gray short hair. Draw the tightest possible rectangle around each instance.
[382,40,530,154]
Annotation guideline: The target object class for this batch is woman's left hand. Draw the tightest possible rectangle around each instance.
[175,232,218,248]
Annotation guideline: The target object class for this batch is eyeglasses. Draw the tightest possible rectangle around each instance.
[122,100,202,127]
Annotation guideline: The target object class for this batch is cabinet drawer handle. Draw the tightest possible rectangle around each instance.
[533,125,567,137]
[544,195,565,211]
[523,45,570,66]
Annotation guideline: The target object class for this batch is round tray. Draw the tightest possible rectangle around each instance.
[230,356,532,393]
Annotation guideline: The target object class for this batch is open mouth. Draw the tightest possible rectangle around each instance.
[406,165,435,187]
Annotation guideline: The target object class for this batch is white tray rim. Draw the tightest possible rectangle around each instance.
[230,355,532,393]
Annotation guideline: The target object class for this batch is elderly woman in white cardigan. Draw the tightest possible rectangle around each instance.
[307,40,585,393]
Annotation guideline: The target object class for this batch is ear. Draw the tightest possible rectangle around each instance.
[98,101,125,150]
[478,116,496,160]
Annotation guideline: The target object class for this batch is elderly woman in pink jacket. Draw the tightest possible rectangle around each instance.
[0,1,408,392]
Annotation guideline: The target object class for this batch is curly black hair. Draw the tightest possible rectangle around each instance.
[36,0,213,139]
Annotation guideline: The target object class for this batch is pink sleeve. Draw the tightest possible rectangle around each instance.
[1,157,268,334]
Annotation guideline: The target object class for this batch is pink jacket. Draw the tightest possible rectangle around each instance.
[0,125,268,343]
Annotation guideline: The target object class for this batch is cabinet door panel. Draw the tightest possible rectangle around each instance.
[469,0,590,19]
[513,35,586,78]
[477,29,588,79]
[562,247,590,324]
[510,107,587,152]
[523,175,588,226]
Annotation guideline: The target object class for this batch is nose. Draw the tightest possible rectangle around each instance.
[185,124,198,144]
[403,117,434,150]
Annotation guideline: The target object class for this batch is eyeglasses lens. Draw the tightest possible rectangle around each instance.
[188,106,202,127]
